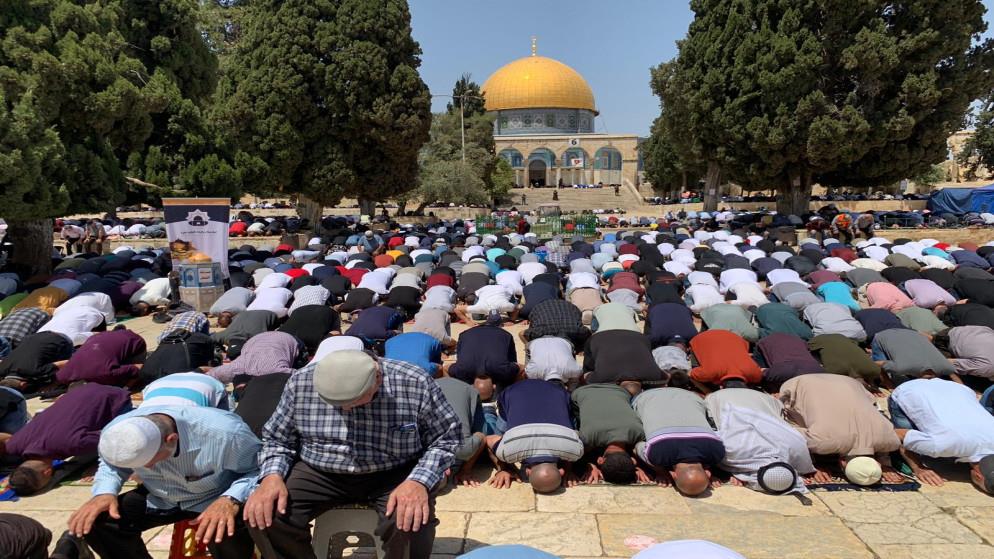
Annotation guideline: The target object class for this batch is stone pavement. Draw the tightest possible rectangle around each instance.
[6,317,994,558]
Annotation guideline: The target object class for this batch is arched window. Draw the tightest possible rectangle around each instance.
[594,147,623,170]
[527,148,556,167]
[561,147,588,169]
[498,148,524,168]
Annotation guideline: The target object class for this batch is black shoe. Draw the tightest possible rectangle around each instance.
[50,531,93,559]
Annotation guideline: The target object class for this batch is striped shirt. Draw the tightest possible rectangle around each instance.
[92,406,260,512]
[141,372,229,410]
[258,358,461,489]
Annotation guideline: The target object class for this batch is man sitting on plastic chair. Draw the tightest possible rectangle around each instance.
[244,350,462,559]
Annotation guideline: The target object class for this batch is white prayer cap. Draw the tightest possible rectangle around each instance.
[99,417,161,469]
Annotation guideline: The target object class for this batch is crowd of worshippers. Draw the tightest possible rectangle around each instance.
[4,216,994,558]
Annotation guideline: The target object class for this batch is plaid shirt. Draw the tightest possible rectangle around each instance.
[527,299,585,339]
[158,311,209,342]
[259,358,461,489]
[287,285,330,315]
[0,308,50,347]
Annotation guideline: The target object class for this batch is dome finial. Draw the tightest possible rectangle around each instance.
[531,36,537,56]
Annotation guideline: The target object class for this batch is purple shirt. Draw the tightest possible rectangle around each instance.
[5,384,131,458]
[55,329,147,385]
[903,279,956,309]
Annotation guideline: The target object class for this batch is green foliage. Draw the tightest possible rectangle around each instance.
[448,73,486,117]
[658,0,994,213]
[959,98,994,175]
[414,111,497,209]
[0,0,160,218]
[217,0,431,205]
[642,115,704,194]
[489,158,515,202]
[910,164,946,188]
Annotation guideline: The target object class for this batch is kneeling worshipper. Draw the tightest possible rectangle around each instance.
[699,304,760,343]
[139,371,229,410]
[0,331,75,393]
[572,384,648,485]
[582,328,664,385]
[756,333,824,391]
[243,350,460,559]
[0,384,131,496]
[632,387,726,496]
[870,328,956,385]
[523,336,583,382]
[803,302,867,341]
[807,334,881,382]
[487,378,584,494]
[780,374,903,485]
[140,326,216,384]
[945,325,994,379]
[208,331,303,395]
[705,388,824,493]
[436,377,487,486]
[344,305,405,347]
[384,332,444,377]
[889,378,994,492]
[0,307,50,350]
[68,403,261,558]
[520,299,591,349]
[689,330,763,388]
[0,513,62,559]
[55,328,147,387]
[277,304,341,353]
[755,302,813,340]
[446,318,523,389]
[212,309,279,358]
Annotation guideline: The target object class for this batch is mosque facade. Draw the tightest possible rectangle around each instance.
[482,42,641,189]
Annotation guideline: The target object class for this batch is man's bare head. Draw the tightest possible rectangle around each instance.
[527,462,563,494]
[671,462,710,496]
[217,311,234,328]
[9,459,54,496]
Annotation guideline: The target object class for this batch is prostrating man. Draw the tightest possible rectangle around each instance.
[344,305,405,347]
[803,302,867,341]
[55,328,147,387]
[277,304,341,353]
[68,405,260,558]
[582,328,664,386]
[523,337,583,382]
[0,384,131,496]
[689,330,763,388]
[487,378,583,493]
[435,377,486,486]
[780,374,903,484]
[243,350,460,559]
[572,384,648,485]
[0,307,50,349]
[945,325,994,379]
[446,319,523,389]
[631,387,725,496]
[870,328,956,385]
[889,378,994,492]
[705,388,823,493]
[807,334,881,382]
[520,299,590,348]
[139,371,229,410]
[212,309,279,357]
[644,303,697,348]
[385,332,444,377]
[0,331,74,392]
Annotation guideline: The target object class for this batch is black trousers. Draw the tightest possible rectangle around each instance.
[85,487,254,559]
[251,461,436,559]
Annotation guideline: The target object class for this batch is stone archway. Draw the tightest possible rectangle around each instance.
[528,159,547,187]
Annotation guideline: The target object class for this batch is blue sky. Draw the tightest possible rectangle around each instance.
[410,0,994,137]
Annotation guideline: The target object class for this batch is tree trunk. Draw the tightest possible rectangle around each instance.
[702,161,721,212]
[358,198,376,218]
[296,194,324,237]
[7,218,54,277]
[777,171,812,216]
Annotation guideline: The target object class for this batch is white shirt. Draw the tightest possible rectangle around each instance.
[566,272,600,294]
[38,306,105,345]
[310,336,366,363]
[129,277,172,307]
[729,282,768,308]
[55,292,115,325]
[256,272,291,289]
[765,268,802,287]
[246,287,292,317]
[495,270,524,297]
[518,262,547,284]
[687,271,719,289]
[247,222,266,233]
[719,269,757,293]
[461,246,486,262]
[423,285,456,311]
[892,378,994,463]
[357,270,391,294]
[687,284,723,313]
[472,284,513,307]
[922,255,955,270]
[892,243,924,261]
[663,261,693,277]
[863,245,890,262]
[524,337,582,381]
[715,405,814,495]
[670,249,697,266]
[819,257,854,274]
[770,251,793,264]
[849,258,888,271]
[743,249,766,263]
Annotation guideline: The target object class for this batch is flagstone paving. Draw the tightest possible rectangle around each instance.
[8,317,994,558]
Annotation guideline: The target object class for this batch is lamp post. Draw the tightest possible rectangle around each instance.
[432,93,485,163]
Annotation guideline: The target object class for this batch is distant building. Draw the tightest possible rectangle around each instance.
[482,40,640,189]
[944,130,993,183]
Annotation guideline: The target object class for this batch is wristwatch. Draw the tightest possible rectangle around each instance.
[222,495,242,506]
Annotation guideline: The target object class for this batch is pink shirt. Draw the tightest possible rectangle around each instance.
[865,282,914,312]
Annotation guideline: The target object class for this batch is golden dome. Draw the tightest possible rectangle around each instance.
[482,54,597,114]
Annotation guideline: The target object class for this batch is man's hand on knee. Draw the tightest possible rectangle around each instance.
[385,479,429,533]
[68,494,119,537]
[192,496,240,544]
[244,474,288,529]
